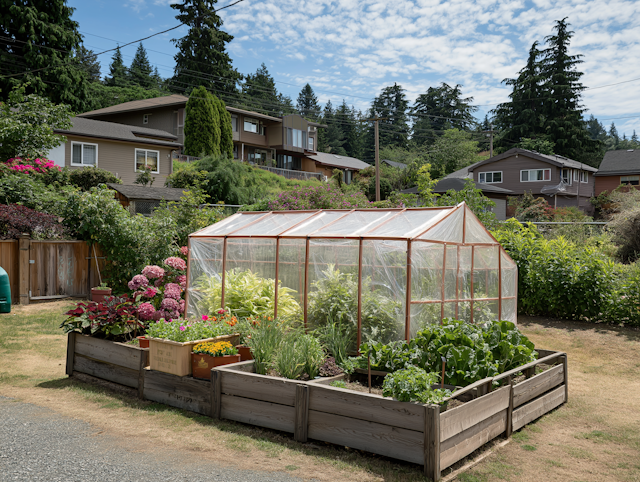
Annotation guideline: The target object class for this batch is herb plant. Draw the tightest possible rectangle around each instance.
[246,320,287,375]
[382,366,451,404]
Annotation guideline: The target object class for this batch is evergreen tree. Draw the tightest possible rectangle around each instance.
[364,84,410,159]
[241,63,294,117]
[214,94,233,158]
[586,114,607,141]
[412,83,477,146]
[129,43,154,89]
[320,100,346,155]
[75,45,101,82]
[171,0,240,95]
[207,91,221,156]
[632,130,638,143]
[0,0,89,111]
[184,86,217,157]
[151,67,163,90]
[104,47,129,87]
[336,100,360,158]
[540,18,598,161]
[296,84,321,120]
[609,122,619,147]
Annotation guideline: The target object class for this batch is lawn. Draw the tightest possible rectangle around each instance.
[1,302,639,482]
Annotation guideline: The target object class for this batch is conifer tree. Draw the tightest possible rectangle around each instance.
[364,84,409,159]
[212,94,232,158]
[171,0,240,94]
[241,63,294,117]
[0,0,89,111]
[75,45,101,83]
[296,84,321,120]
[336,100,360,158]
[184,86,217,157]
[105,47,129,87]
[129,43,154,89]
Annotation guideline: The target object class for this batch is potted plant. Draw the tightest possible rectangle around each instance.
[136,335,149,348]
[91,284,112,302]
[191,341,241,379]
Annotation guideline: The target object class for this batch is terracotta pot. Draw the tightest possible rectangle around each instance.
[191,353,241,379]
[236,345,253,361]
[91,288,112,302]
[137,336,149,349]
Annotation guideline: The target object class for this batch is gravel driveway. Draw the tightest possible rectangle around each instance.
[0,397,303,482]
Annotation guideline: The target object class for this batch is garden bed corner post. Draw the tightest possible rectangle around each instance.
[424,404,440,481]
[294,384,309,443]
[210,369,222,419]
[65,332,76,376]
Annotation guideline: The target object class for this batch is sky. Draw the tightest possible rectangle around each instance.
[68,0,640,136]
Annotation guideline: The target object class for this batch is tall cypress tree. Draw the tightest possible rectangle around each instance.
[171,0,240,95]
[184,86,216,157]
[296,84,321,120]
[0,0,89,111]
[213,94,232,158]
[104,47,129,87]
[129,43,154,89]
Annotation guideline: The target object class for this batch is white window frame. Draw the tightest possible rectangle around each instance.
[621,175,639,186]
[580,171,588,183]
[561,168,572,185]
[478,171,502,184]
[308,136,314,151]
[244,118,259,134]
[135,148,160,174]
[70,141,98,167]
[520,168,551,182]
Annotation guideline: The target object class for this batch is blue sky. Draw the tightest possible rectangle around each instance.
[69,0,640,136]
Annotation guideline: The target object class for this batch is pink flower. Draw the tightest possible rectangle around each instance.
[179,300,185,314]
[164,257,187,271]
[161,297,179,312]
[128,274,149,291]
[179,325,186,331]
[137,302,156,321]
[143,287,158,299]
[176,275,187,290]
[154,277,164,287]
[142,265,165,279]
[163,283,182,300]
[202,315,209,321]
[180,246,189,256]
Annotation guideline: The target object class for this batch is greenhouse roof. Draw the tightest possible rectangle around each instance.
[191,203,498,245]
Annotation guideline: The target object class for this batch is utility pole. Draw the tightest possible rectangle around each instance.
[362,116,387,201]
[483,124,497,158]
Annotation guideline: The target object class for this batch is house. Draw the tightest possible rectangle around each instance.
[594,149,640,195]
[400,176,514,220]
[77,95,370,183]
[306,152,371,183]
[467,148,598,215]
[107,183,188,215]
[46,117,181,186]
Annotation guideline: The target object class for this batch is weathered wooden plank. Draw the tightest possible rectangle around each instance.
[440,409,507,470]
[562,355,569,404]
[137,350,146,400]
[73,354,139,388]
[513,364,564,408]
[220,370,298,406]
[144,369,210,406]
[424,404,440,481]
[492,352,563,383]
[217,360,255,373]
[144,387,210,415]
[211,370,221,419]
[512,385,565,432]
[295,384,309,443]
[308,384,424,431]
[444,377,493,402]
[440,386,510,443]
[306,374,346,385]
[66,332,76,376]
[221,395,295,433]
[307,410,424,465]
[74,335,143,371]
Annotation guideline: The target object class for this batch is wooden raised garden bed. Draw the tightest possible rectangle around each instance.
[67,334,567,481]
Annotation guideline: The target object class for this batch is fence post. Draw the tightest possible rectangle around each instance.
[424,404,441,481]
[294,384,309,443]
[18,234,30,305]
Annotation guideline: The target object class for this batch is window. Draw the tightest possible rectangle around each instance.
[233,144,238,159]
[580,171,588,183]
[135,149,159,173]
[260,125,266,136]
[244,118,259,133]
[276,154,301,171]
[561,168,572,185]
[71,142,98,166]
[521,169,550,182]
[286,128,304,148]
[143,114,149,124]
[231,116,238,132]
[478,171,502,183]
[621,175,640,186]
[308,136,314,151]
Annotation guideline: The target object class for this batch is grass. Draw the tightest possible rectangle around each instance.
[1,303,640,481]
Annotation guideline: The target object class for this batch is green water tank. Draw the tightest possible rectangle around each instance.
[0,266,11,313]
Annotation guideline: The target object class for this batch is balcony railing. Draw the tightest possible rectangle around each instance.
[256,165,323,181]
[173,153,201,163]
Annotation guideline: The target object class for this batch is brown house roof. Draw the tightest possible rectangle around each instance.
[595,149,640,176]
[401,178,513,196]
[55,117,182,148]
[107,184,188,202]
[308,152,371,171]
[78,95,189,118]
[470,148,598,173]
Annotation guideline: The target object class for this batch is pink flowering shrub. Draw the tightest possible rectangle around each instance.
[180,246,189,256]
[5,157,62,174]
[128,255,188,322]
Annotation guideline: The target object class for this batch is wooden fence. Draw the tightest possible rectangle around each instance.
[0,236,106,304]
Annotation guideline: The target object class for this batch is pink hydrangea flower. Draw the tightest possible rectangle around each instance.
[180,246,189,256]
[176,275,187,290]
[143,287,158,298]
[137,302,156,321]
[142,265,165,279]
[161,297,179,312]
[179,299,185,314]
[164,257,186,271]
[154,277,164,287]
[128,274,149,291]
[163,283,182,300]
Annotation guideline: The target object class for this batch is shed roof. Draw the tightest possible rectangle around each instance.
[381,159,408,169]
[595,149,640,176]
[190,203,497,245]
[308,152,371,171]
[107,184,188,202]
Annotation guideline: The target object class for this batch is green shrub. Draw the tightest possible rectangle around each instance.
[273,333,306,379]
[69,166,122,191]
[313,317,354,367]
[0,168,77,215]
[382,366,451,404]
[246,321,287,375]
[298,334,324,379]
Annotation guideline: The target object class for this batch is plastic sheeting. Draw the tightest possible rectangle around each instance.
[186,204,519,337]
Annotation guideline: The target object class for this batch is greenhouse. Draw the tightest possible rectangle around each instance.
[186,203,517,349]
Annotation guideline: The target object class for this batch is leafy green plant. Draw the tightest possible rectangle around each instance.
[273,333,306,380]
[60,296,143,341]
[330,380,347,388]
[246,321,287,375]
[69,166,122,191]
[307,265,401,349]
[298,334,324,379]
[145,318,235,343]
[313,316,354,368]
[382,366,451,404]
[195,269,301,320]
